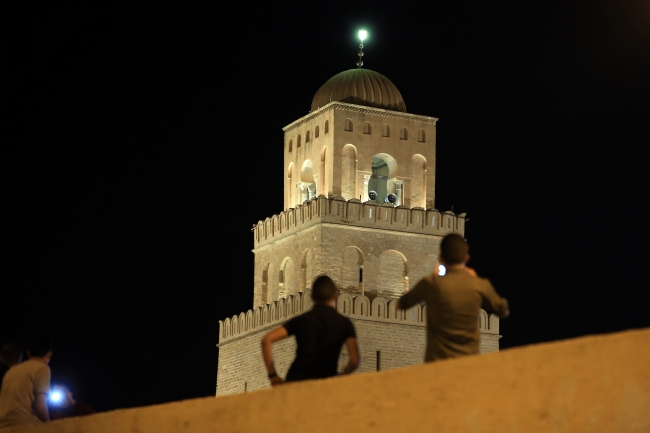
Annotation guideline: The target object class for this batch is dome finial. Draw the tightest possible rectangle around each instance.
[356,30,367,68]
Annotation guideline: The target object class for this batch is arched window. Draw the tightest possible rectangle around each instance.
[315,126,320,138]
[288,139,293,152]
[341,144,357,200]
[297,134,302,148]
[400,128,408,140]
[306,130,311,142]
[344,118,353,132]
[369,153,397,204]
[363,122,371,134]
[324,120,329,134]
[382,125,390,137]
[418,130,426,143]
[266,262,278,302]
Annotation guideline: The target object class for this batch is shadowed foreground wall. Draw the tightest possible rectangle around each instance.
[3,328,649,433]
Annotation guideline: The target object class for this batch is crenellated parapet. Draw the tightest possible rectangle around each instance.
[218,291,499,344]
[218,291,313,344]
[252,195,467,247]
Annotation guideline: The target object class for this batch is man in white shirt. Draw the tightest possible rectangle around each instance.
[0,336,53,427]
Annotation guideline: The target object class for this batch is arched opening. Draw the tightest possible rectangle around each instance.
[411,154,427,208]
[418,130,426,143]
[382,124,390,137]
[261,262,271,304]
[297,134,302,148]
[376,250,408,298]
[306,130,311,142]
[400,128,408,140]
[341,144,357,200]
[279,257,295,299]
[363,122,371,134]
[324,120,329,134]
[315,126,320,138]
[288,139,293,152]
[344,118,353,132]
[369,153,397,204]
[340,246,363,295]
[300,160,316,202]
[286,163,293,208]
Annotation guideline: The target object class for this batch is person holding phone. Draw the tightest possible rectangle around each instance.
[397,233,509,362]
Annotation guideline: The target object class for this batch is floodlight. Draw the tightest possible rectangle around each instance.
[359,30,367,41]
[438,264,446,276]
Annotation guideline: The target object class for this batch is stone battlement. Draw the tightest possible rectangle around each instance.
[218,291,499,344]
[253,195,467,247]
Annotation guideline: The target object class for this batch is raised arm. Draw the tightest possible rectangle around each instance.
[481,279,509,318]
[341,337,360,375]
[397,276,432,310]
[261,326,289,387]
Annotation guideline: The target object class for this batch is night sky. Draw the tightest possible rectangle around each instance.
[4,0,649,412]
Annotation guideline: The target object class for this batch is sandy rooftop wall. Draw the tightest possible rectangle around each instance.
[3,328,649,433]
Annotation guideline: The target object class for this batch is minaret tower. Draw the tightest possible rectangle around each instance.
[216,33,502,395]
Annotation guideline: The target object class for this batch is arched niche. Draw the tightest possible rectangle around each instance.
[339,246,364,295]
[369,153,398,204]
[411,154,427,208]
[266,262,278,302]
[279,257,296,299]
[341,144,357,200]
[376,250,408,299]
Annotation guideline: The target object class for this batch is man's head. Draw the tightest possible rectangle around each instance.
[28,335,53,363]
[439,233,469,266]
[0,342,23,367]
[311,275,338,304]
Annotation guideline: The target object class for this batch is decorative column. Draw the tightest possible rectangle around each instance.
[394,181,404,206]
[363,174,371,201]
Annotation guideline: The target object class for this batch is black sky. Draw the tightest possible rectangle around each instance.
[4,0,650,412]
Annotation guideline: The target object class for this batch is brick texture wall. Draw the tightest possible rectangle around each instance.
[217,293,501,396]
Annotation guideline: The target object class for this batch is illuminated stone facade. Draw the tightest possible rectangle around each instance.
[216,70,502,396]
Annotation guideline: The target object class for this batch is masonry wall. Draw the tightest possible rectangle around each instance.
[13,328,650,433]
[252,196,467,306]
[217,291,500,396]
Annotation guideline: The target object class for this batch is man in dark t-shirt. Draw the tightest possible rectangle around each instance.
[261,275,360,386]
